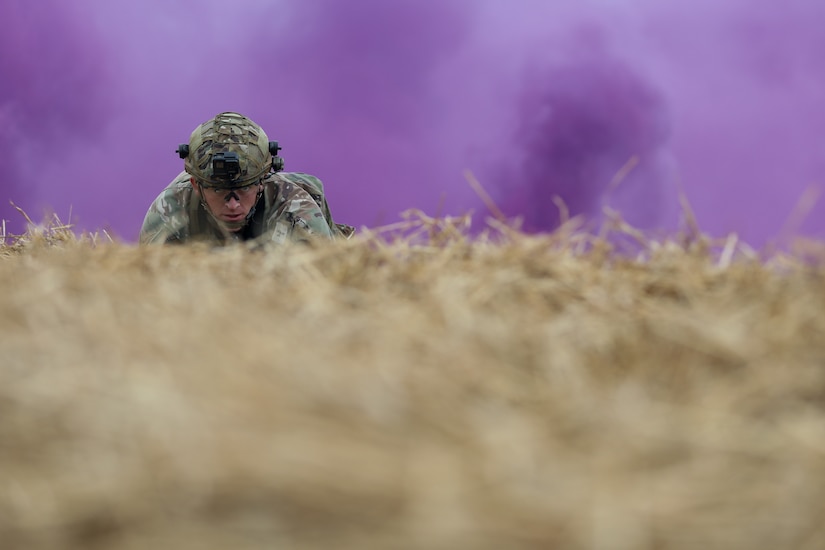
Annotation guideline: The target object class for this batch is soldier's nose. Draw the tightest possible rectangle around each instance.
[222,189,241,202]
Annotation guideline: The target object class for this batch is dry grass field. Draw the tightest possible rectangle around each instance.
[2,211,825,549]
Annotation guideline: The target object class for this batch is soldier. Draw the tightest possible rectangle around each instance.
[140,112,352,245]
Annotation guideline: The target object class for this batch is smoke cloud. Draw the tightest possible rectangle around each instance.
[2,1,111,230]
[2,0,824,246]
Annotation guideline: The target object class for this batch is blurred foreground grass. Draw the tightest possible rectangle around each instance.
[1,211,825,549]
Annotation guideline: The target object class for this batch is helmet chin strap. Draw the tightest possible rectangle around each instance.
[244,186,264,224]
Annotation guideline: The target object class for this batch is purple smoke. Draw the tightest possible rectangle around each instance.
[2,1,111,231]
[2,0,824,246]
[500,27,672,232]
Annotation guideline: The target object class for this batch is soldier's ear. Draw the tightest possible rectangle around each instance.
[190,177,201,197]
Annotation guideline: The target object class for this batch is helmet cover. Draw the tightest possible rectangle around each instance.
[184,112,273,188]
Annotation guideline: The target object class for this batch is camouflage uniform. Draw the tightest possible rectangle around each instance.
[140,170,341,245]
[139,111,351,245]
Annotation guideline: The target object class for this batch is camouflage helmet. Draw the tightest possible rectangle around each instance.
[179,112,274,188]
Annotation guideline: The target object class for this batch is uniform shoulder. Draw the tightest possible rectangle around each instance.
[273,171,326,193]
[273,172,324,200]
[139,171,195,244]
[152,171,194,204]
[166,170,194,191]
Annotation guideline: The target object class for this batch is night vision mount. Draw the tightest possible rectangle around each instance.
[176,141,285,173]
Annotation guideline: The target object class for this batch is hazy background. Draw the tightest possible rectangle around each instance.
[3,0,824,245]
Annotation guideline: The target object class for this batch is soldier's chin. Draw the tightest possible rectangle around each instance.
[219,219,248,232]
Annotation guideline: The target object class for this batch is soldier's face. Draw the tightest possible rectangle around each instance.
[193,178,261,231]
